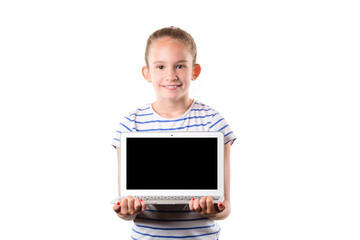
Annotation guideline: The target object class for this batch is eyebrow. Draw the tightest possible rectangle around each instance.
[152,60,188,65]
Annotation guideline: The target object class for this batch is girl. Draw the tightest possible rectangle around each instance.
[112,26,236,239]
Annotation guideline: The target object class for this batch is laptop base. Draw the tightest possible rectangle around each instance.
[111,196,224,205]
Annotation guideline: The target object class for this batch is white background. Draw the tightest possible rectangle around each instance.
[1,0,359,239]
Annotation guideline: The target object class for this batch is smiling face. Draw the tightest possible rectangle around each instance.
[142,37,201,104]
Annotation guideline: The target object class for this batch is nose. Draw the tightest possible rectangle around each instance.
[166,67,177,81]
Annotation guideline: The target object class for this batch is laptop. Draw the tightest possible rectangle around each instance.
[111,131,224,204]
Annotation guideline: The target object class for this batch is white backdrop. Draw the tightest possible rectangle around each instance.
[1,0,359,239]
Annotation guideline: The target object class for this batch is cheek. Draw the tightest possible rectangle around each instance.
[183,72,194,82]
[150,77,162,87]
[150,70,165,79]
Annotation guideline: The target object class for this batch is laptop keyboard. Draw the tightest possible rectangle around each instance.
[129,196,220,201]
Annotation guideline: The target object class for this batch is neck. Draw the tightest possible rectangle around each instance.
[152,98,194,118]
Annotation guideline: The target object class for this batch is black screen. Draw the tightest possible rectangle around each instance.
[126,137,217,190]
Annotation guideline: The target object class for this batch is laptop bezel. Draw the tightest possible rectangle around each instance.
[119,131,224,198]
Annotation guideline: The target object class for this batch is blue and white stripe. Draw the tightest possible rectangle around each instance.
[130,205,221,240]
[112,100,236,148]
[112,100,235,239]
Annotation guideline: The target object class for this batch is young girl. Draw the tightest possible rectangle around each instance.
[112,26,236,239]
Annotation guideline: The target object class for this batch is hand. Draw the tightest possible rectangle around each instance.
[189,196,226,217]
[113,196,146,218]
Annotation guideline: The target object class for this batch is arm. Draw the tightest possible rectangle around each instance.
[113,147,146,221]
[117,147,120,195]
[208,141,232,220]
[189,141,232,220]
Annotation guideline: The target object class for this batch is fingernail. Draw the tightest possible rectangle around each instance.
[192,198,195,201]
[117,202,120,205]
[140,199,143,202]
[219,202,223,207]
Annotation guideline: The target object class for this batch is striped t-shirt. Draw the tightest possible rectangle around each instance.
[112,100,236,240]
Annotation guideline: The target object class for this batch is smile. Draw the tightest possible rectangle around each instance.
[162,84,181,90]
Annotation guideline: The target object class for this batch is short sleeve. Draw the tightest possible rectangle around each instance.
[111,114,135,148]
[209,111,237,145]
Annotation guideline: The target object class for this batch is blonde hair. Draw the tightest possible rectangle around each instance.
[145,26,197,66]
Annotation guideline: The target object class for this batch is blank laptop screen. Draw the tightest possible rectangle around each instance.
[126,137,218,190]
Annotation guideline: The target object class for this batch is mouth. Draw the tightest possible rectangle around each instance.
[162,84,181,90]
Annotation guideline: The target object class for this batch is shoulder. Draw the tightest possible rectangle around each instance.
[123,103,154,120]
[117,103,154,128]
[191,100,218,115]
[191,100,221,118]
[194,100,237,145]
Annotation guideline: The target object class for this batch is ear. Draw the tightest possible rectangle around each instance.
[142,65,151,83]
[192,64,201,81]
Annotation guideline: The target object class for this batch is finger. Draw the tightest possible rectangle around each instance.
[113,201,121,213]
[134,198,141,213]
[199,197,207,213]
[194,198,201,213]
[206,197,214,214]
[189,198,195,211]
[218,201,226,212]
[127,196,135,215]
[120,198,128,215]
[140,199,146,212]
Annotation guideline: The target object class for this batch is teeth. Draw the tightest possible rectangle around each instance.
[165,85,178,88]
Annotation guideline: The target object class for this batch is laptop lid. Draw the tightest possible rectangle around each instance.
[119,131,224,203]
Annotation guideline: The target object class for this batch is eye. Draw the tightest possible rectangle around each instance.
[176,65,184,69]
[157,65,164,70]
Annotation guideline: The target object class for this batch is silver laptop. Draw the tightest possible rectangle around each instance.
[111,131,224,204]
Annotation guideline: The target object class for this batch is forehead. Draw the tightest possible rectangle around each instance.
[149,37,192,60]
[152,36,187,47]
